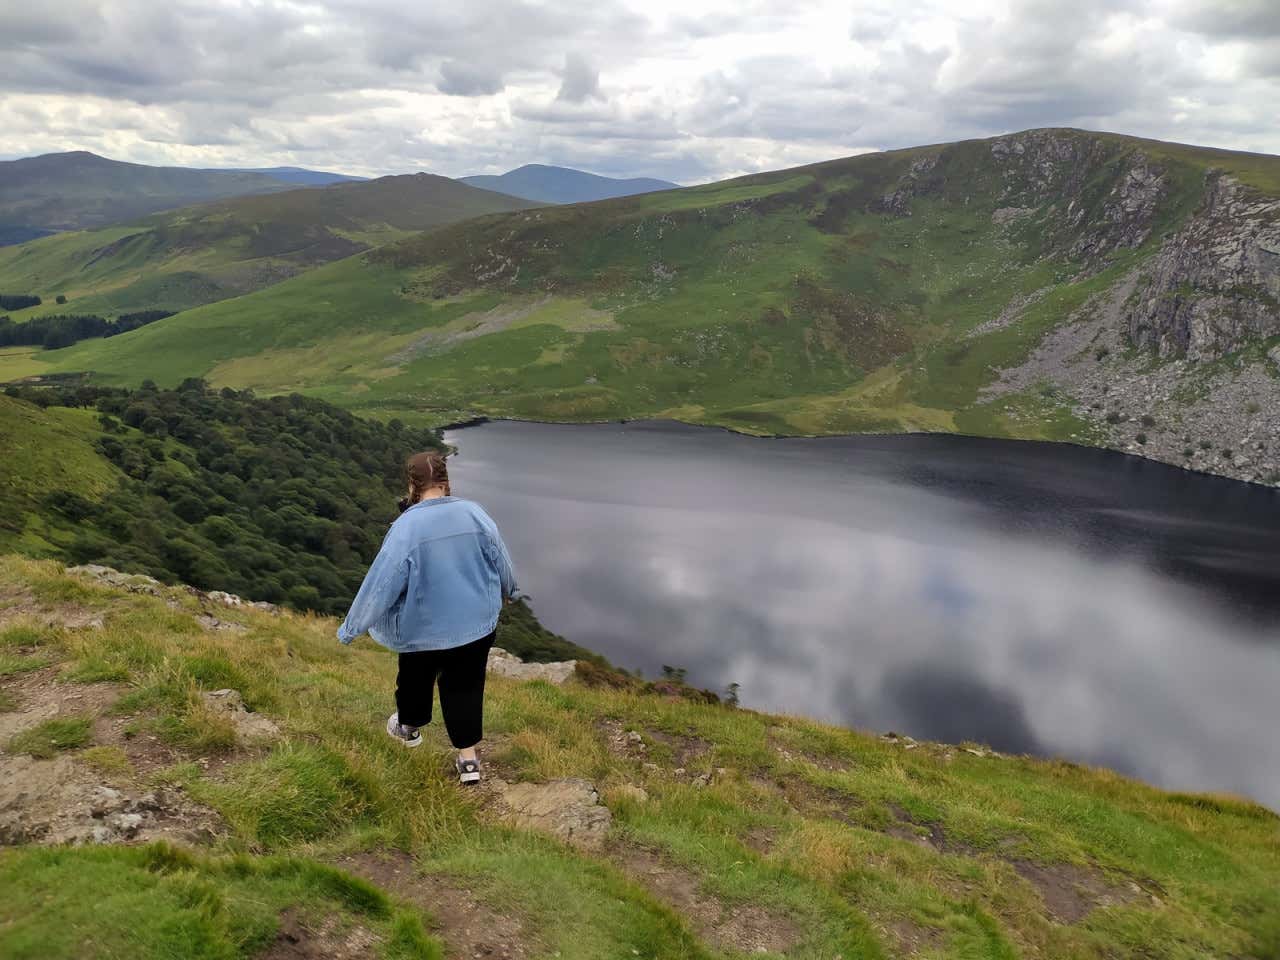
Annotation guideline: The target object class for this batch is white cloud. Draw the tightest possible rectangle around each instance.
[0,0,1277,182]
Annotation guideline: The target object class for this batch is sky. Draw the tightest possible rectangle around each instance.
[1,0,1278,184]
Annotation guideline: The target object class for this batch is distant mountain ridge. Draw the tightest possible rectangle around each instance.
[200,166,368,187]
[0,151,289,241]
[0,173,541,317]
[461,163,678,204]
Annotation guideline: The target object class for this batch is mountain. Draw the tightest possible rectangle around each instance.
[0,544,1276,957]
[201,165,368,186]
[0,173,541,317]
[461,163,678,203]
[8,128,1280,485]
[0,151,289,241]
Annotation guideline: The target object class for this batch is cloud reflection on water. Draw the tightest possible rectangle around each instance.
[448,421,1280,808]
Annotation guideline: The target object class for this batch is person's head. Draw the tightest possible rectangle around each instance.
[404,450,451,508]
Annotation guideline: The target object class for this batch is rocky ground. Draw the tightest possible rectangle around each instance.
[987,270,1280,486]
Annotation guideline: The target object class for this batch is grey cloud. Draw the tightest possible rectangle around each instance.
[1172,0,1280,38]
[438,61,505,96]
[557,52,602,103]
[1,0,1279,185]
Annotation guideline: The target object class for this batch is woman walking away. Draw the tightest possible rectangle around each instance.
[337,450,519,785]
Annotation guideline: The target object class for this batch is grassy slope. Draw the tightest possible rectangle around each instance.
[0,396,124,556]
[1,555,1277,959]
[7,129,1280,443]
[0,175,539,319]
[0,151,289,233]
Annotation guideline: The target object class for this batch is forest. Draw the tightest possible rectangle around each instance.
[0,293,41,311]
[0,310,172,349]
[2,379,591,662]
[4,379,433,612]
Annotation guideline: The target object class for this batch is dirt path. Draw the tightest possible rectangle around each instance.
[336,850,543,960]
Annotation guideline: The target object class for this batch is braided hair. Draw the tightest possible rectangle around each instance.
[405,450,451,504]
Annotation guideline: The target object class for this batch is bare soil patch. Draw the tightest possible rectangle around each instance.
[337,850,541,960]
[1010,860,1143,924]
[258,908,380,960]
[598,719,713,775]
[0,666,221,846]
[609,841,801,955]
[764,772,862,827]
[741,825,778,855]
[885,803,954,852]
[0,749,220,846]
[883,917,945,957]
[0,589,104,632]
[766,728,853,773]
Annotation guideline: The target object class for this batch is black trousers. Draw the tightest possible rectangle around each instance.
[395,631,495,749]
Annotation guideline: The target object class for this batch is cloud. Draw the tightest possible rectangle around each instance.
[0,0,1278,183]
[438,61,505,97]
[1171,0,1280,38]
[557,52,603,103]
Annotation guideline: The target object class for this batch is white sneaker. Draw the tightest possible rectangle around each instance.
[455,755,482,785]
[386,712,422,748]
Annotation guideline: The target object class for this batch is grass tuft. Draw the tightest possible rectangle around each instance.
[8,716,92,757]
[191,744,376,850]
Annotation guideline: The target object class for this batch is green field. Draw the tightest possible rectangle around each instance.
[5,128,1278,442]
[0,555,1276,958]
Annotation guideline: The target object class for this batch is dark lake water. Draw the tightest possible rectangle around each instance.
[445,420,1280,808]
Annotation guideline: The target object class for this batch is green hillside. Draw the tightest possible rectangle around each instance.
[7,128,1280,449]
[0,174,540,319]
[0,151,288,237]
[1,554,1277,959]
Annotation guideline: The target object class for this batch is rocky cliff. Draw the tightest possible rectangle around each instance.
[973,131,1280,485]
[1125,171,1280,359]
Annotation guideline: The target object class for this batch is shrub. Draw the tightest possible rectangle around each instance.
[1141,414,1156,427]
[1135,433,1148,445]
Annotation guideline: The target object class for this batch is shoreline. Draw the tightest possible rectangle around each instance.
[441,413,1280,493]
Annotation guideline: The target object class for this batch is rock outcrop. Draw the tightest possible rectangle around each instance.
[487,777,612,849]
[486,647,576,685]
[988,132,1168,263]
[199,688,280,741]
[1124,172,1280,359]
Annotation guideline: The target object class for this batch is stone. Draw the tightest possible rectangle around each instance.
[492,778,612,849]
[614,784,649,803]
[113,813,144,838]
[199,689,280,740]
[196,614,246,633]
[486,647,576,685]
[66,564,161,595]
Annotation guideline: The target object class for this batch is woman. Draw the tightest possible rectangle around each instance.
[337,450,518,785]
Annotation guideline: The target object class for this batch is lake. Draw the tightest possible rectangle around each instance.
[445,420,1280,809]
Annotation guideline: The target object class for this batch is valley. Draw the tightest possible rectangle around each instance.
[4,128,1277,485]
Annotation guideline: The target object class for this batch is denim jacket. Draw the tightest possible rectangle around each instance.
[336,496,519,652]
